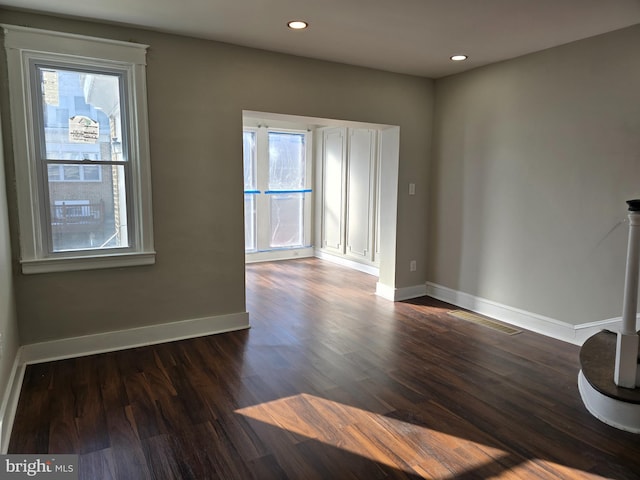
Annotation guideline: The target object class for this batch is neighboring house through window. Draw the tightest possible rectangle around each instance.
[2,25,155,273]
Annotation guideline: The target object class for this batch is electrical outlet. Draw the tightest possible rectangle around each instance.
[410,260,417,272]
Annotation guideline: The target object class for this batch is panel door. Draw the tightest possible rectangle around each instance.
[321,128,347,253]
[346,128,376,260]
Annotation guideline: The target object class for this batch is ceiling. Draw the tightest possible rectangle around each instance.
[3,0,640,78]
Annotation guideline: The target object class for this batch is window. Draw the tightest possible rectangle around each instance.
[243,126,312,257]
[243,130,258,252]
[48,164,103,182]
[267,132,308,248]
[3,25,155,273]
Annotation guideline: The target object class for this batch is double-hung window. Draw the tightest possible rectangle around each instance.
[3,25,155,273]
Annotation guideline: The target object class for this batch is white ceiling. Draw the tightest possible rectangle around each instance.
[3,0,640,77]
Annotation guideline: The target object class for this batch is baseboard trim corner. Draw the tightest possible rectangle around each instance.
[315,250,380,277]
[0,311,249,453]
[376,282,427,302]
[0,351,26,453]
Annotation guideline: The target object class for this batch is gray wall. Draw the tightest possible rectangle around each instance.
[0,9,433,343]
[429,25,640,325]
[0,111,19,406]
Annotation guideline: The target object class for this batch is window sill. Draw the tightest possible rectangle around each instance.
[21,251,156,274]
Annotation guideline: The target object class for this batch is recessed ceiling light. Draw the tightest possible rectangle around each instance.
[450,55,468,61]
[287,20,309,30]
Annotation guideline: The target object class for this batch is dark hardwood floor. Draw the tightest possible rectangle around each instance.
[8,258,640,479]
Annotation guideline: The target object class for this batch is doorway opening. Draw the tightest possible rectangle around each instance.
[242,111,399,293]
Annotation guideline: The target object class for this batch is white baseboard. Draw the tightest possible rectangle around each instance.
[246,247,315,263]
[0,355,25,454]
[315,250,380,277]
[425,282,622,345]
[375,282,395,301]
[376,282,427,301]
[20,311,250,365]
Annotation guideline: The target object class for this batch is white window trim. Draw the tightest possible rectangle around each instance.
[2,25,155,273]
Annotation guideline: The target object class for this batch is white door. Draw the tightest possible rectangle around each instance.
[346,128,376,261]
[244,128,312,257]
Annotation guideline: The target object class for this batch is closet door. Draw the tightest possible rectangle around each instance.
[346,128,376,261]
[321,128,347,254]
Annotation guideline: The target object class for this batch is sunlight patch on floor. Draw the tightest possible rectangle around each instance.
[235,393,606,479]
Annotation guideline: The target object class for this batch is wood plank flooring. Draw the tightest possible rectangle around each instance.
[8,258,640,479]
